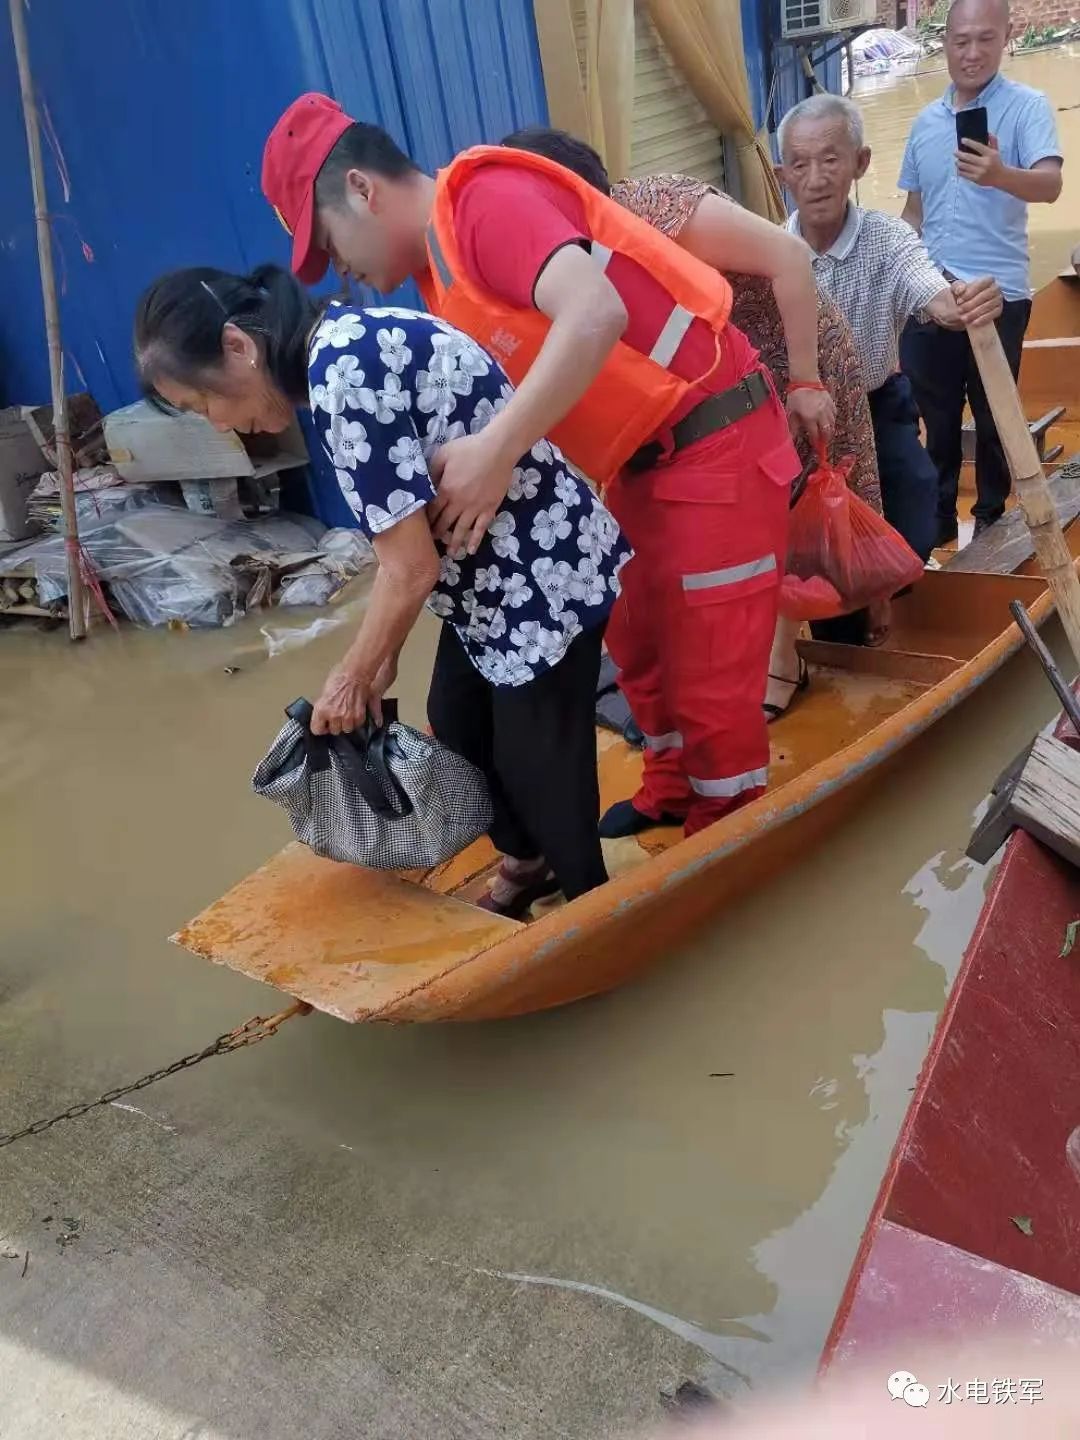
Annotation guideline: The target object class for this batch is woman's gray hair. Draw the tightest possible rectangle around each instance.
[777,94,865,161]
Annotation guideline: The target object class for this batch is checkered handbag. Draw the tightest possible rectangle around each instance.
[252,698,493,870]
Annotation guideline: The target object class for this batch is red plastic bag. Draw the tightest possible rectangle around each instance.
[779,449,924,622]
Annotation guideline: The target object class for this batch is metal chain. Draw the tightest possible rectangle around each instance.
[0,1001,310,1150]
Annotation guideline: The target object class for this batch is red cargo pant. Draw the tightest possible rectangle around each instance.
[605,384,797,836]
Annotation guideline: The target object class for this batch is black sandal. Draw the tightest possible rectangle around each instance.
[763,657,809,723]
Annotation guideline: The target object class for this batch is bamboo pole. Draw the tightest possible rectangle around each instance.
[968,322,1080,671]
[9,0,86,639]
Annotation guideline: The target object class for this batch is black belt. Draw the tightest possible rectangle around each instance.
[625,368,772,474]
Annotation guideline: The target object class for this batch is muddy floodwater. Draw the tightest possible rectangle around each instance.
[856,44,1080,290]
[2,49,1079,1437]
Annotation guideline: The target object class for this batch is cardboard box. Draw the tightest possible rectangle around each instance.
[24,393,107,469]
[105,401,309,484]
[0,406,48,542]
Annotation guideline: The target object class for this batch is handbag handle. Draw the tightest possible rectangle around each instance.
[284,698,413,819]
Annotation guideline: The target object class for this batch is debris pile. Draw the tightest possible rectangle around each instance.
[0,394,373,626]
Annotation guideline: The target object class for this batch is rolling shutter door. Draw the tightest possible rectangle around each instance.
[570,3,726,186]
[628,6,726,185]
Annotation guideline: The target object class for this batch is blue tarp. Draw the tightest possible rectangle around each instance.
[741,0,844,164]
[0,0,548,414]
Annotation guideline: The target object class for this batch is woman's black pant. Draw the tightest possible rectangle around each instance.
[427,622,608,901]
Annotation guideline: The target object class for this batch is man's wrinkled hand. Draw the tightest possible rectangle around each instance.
[427,431,514,557]
[786,386,836,448]
[956,135,1004,188]
[951,275,1003,328]
[311,662,371,736]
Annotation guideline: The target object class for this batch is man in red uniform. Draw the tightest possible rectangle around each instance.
[262,95,832,837]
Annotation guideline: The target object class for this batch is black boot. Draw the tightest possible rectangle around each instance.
[599,799,682,838]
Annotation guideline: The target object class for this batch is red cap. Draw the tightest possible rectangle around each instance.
[262,93,354,284]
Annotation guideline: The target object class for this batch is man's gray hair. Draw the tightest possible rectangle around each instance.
[777,94,865,161]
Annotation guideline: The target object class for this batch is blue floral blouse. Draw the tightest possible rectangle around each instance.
[307,302,631,686]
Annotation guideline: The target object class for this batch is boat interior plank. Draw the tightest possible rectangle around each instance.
[947,462,1080,575]
[1025,271,1080,340]
[878,568,1048,656]
[796,639,960,686]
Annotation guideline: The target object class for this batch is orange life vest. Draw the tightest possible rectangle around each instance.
[416,145,734,487]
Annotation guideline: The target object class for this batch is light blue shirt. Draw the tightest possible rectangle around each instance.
[898,71,1061,300]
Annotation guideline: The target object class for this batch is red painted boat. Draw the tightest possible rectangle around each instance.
[821,703,1080,1373]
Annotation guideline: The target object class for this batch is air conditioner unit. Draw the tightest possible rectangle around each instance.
[781,0,877,40]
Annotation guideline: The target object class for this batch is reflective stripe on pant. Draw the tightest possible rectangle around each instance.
[605,385,796,837]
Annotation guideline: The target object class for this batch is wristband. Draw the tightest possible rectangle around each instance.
[787,380,828,393]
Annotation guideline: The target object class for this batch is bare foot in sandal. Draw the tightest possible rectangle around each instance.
[865,598,891,647]
[764,616,809,721]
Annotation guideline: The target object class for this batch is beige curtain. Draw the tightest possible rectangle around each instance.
[643,0,785,221]
[532,0,635,178]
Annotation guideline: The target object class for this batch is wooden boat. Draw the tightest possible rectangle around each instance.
[820,722,1080,1371]
[173,277,1080,1024]
[1018,270,1080,470]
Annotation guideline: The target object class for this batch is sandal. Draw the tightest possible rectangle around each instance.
[475,860,560,920]
[763,657,809,723]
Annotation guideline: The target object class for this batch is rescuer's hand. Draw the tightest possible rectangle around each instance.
[428,430,515,557]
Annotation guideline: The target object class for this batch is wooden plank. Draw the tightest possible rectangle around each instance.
[962,404,1066,464]
[1023,336,1080,349]
[172,842,523,1023]
[1008,733,1080,869]
[945,456,1080,575]
[1019,340,1080,413]
[796,639,957,685]
[1031,405,1066,459]
[968,682,1080,863]
[966,784,1017,863]
[1025,273,1080,340]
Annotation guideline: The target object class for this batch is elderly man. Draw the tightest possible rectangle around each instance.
[899,0,1063,542]
[779,93,1002,568]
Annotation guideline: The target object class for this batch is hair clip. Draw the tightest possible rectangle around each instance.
[200,279,229,315]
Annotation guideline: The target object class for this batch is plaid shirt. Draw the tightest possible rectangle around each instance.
[787,205,946,392]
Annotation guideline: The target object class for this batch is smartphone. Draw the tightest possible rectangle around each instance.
[955,106,989,149]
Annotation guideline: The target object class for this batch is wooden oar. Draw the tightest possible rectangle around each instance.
[968,323,1080,670]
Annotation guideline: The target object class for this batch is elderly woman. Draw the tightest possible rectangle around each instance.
[134,265,631,916]
[502,128,886,702]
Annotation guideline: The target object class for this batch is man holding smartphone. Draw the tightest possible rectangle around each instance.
[899,0,1062,543]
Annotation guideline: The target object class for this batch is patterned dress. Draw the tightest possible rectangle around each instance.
[611,174,882,513]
